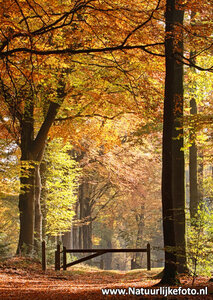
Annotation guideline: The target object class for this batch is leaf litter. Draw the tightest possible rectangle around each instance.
[0,257,212,299]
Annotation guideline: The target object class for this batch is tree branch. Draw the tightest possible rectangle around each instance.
[121,0,162,47]
[55,111,125,122]
[0,42,165,58]
[175,52,213,72]
[32,101,60,158]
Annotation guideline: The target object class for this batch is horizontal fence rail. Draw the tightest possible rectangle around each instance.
[65,249,148,253]
[54,243,151,271]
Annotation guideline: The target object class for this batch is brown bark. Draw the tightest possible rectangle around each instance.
[17,96,62,254]
[198,151,203,202]
[105,240,112,270]
[78,182,93,249]
[189,35,199,222]
[40,160,47,240]
[135,206,144,266]
[160,0,186,284]
[17,163,35,254]
[62,231,72,249]
[171,8,187,273]
[34,163,43,252]
[189,95,199,221]
[17,97,35,254]
[72,202,80,249]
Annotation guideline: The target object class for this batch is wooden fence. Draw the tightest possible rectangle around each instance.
[54,243,151,271]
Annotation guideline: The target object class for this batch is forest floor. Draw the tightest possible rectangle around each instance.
[0,257,212,299]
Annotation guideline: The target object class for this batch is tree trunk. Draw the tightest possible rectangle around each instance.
[171,6,187,273]
[135,206,144,266]
[72,202,79,249]
[34,163,43,252]
[160,0,185,284]
[17,161,35,254]
[79,182,93,249]
[17,98,35,255]
[72,225,79,249]
[62,231,72,249]
[40,160,47,240]
[198,151,203,202]
[82,197,92,249]
[189,131,198,220]
[78,183,84,249]
[105,240,112,270]
[189,51,199,221]
[16,99,61,255]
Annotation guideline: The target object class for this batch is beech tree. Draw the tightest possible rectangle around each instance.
[0,0,165,254]
[160,0,185,283]
[161,0,212,283]
[188,11,199,222]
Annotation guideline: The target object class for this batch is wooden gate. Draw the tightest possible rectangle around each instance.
[55,243,151,271]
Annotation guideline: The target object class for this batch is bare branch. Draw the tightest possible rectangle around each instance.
[121,0,162,47]
[175,52,213,72]
[0,42,165,58]
[55,111,125,122]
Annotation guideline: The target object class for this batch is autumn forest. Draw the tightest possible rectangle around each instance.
[0,0,213,298]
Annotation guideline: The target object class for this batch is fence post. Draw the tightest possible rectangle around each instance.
[55,244,61,271]
[63,246,67,270]
[42,241,46,271]
[147,243,151,271]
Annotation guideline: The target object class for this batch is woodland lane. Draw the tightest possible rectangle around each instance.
[0,263,212,300]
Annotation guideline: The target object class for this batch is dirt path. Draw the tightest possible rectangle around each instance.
[0,257,212,299]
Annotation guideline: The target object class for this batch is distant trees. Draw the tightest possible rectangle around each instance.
[89,134,162,269]
[42,139,80,237]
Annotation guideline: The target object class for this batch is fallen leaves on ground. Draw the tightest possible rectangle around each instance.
[0,257,212,299]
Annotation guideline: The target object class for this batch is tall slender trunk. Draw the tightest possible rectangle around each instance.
[198,151,203,202]
[34,163,43,252]
[135,206,144,265]
[82,198,92,249]
[189,129,198,220]
[160,0,186,284]
[40,160,47,240]
[172,7,187,273]
[72,202,79,249]
[189,51,199,222]
[79,182,92,249]
[105,240,112,270]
